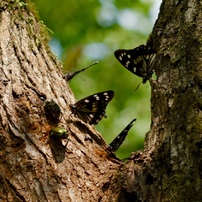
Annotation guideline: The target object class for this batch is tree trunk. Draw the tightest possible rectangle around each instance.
[0,1,120,201]
[1,0,202,202]
[130,0,202,201]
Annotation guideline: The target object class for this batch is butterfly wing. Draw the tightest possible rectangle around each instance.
[70,90,114,125]
[65,61,99,81]
[108,118,136,152]
[114,45,156,83]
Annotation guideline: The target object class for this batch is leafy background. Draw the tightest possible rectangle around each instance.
[32,0,161,158]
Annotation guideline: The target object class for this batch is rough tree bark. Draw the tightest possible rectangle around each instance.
[0,1,121,201]
[139,0,202,201]
[0,0,202,202]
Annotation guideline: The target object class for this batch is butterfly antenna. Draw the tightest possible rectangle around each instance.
[134,82,142,91]
[64,61,99,81]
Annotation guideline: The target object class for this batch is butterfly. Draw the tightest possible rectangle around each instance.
[114,44,156,84]
[69,90,114,125]
[108,118,136,152]
[64,61,99,81]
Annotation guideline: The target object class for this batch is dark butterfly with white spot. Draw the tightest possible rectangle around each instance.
[69,90,114,125]
[64,61,99,81]
[114,44,156,84]
[108,118,136,152]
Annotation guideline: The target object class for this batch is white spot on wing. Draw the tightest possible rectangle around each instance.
[89,114,94,118]
[93,95,100,100]
[133,67,136,72]
[126,61,130,65]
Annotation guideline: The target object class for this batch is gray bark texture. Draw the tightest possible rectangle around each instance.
[0,1,120,201]
[1,0,202,202]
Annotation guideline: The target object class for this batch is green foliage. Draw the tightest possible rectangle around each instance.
[32,0,158,158]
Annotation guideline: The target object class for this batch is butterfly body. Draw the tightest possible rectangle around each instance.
[69,90,114,125]
[114,45,156,83]
[108,118,136,152]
